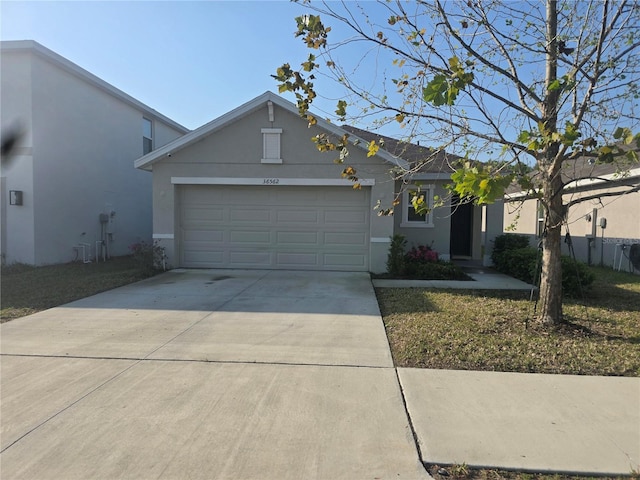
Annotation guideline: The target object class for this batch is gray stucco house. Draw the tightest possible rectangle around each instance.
[1,40,188,265]
[135,91,504,273]
[504,157,640,272]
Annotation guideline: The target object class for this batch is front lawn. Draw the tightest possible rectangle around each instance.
[0,256,156,322]
[377,266,640,376]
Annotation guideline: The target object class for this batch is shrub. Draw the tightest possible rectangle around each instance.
[406,244,439,263]
[492,235,594,297]
[385,237,468,280]
[560,256,595,298]
[492,233,531,256]
[491,233,531,271]
[129,241,165,275]
[404,260,470,280]
[498,246,539,283]
[386,234,407,276]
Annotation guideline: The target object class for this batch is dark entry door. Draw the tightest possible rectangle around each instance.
[450,197,473,257]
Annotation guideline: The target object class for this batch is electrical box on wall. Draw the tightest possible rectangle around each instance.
[585,208,597,237]
[106,211,116,234]
[9,190,23,206]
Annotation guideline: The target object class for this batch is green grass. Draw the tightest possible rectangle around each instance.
[427,463,639,480]
[377,266,640,376]
[0,256,156,322]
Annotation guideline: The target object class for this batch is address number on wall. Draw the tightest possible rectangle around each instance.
[263,178,280,185]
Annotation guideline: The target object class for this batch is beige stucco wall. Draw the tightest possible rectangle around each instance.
[504,181,640,271]
[149,101,396,272]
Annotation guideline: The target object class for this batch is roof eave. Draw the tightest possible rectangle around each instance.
[135,91,411,171]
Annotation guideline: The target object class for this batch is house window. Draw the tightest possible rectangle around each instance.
[537,200,545,237]
[143,117,153,155]
[261,128,282,164]
[401,185,434,228]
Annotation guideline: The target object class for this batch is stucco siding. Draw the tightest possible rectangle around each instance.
[504,181,639,271]
[1,41,187,265]
[149,100,396,272]
[394,182,451,258]
[1,49,36,264]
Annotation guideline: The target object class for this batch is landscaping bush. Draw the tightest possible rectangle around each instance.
[129,241,166,275]
[385,236,469,280]
[386,234,407,277]
[491,234,595,297]
[560,255,596,297]
[498,246,539,284]
[493,233,531,255]
[404,260,470,280]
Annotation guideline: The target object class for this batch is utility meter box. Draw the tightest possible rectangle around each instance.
[106,211,116,234]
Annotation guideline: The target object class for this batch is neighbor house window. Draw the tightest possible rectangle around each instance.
[537,200,545,237]
[401,185,434,228]
[261,128,282,164]
[143,117,153,155]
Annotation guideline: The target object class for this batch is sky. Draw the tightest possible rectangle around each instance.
[1,0,340,131]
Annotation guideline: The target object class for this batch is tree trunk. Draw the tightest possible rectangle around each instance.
[537,0,564,326]
[538,172,565,325]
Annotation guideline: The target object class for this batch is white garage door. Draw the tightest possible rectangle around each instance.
[179,185,371,271]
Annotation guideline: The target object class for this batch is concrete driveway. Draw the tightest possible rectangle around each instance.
[1,269,429,479]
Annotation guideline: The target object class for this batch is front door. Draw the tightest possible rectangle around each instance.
[450,196,473,257]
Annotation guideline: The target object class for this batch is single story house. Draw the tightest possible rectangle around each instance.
[135,91,504,273]
[1,40,188,265]
[504,157,640,273]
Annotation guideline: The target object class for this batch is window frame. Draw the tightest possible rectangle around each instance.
[536,200,545,237]
[400,184,435,228]
[143,117,153,155]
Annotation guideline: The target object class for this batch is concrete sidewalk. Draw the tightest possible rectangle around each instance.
[1,270,428,480]
[373,270,536,290]
[399,369,640,476]
[374,267,640,476]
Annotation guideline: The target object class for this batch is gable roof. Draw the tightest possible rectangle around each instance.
[1,40,189,134]
[506,154,640,198]
[134,91,410,171]
[341,125,461,175]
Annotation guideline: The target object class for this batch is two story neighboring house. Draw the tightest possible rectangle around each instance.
[504,157,640,273]
[1,40,189,265]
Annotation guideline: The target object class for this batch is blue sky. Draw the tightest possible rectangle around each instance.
[1,1,339,130]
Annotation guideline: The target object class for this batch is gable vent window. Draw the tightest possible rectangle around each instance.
[143,117,153,155]
[261,128,283,164]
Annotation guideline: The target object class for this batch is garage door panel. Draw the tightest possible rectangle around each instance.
[324,232,367,247]
[184,207,224,223]
[324,253,367,267]
[324,209,368,225]
[277,231,319,245]
[182,250,225,266]
[229,230,271,244]
[276,209,319,224]
[276,252,320,267]
[183,229,225,243]
[230,209,272,223]
[180,185,369,271]
[229,251,272,266]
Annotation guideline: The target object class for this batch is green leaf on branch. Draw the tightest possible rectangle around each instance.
[423,57,474,107]
[449,162,514,205]
[335,100,347,120]
[295,14,331,49]
[423,75,448,106]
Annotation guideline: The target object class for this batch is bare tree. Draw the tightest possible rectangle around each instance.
[274,0,640,325]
